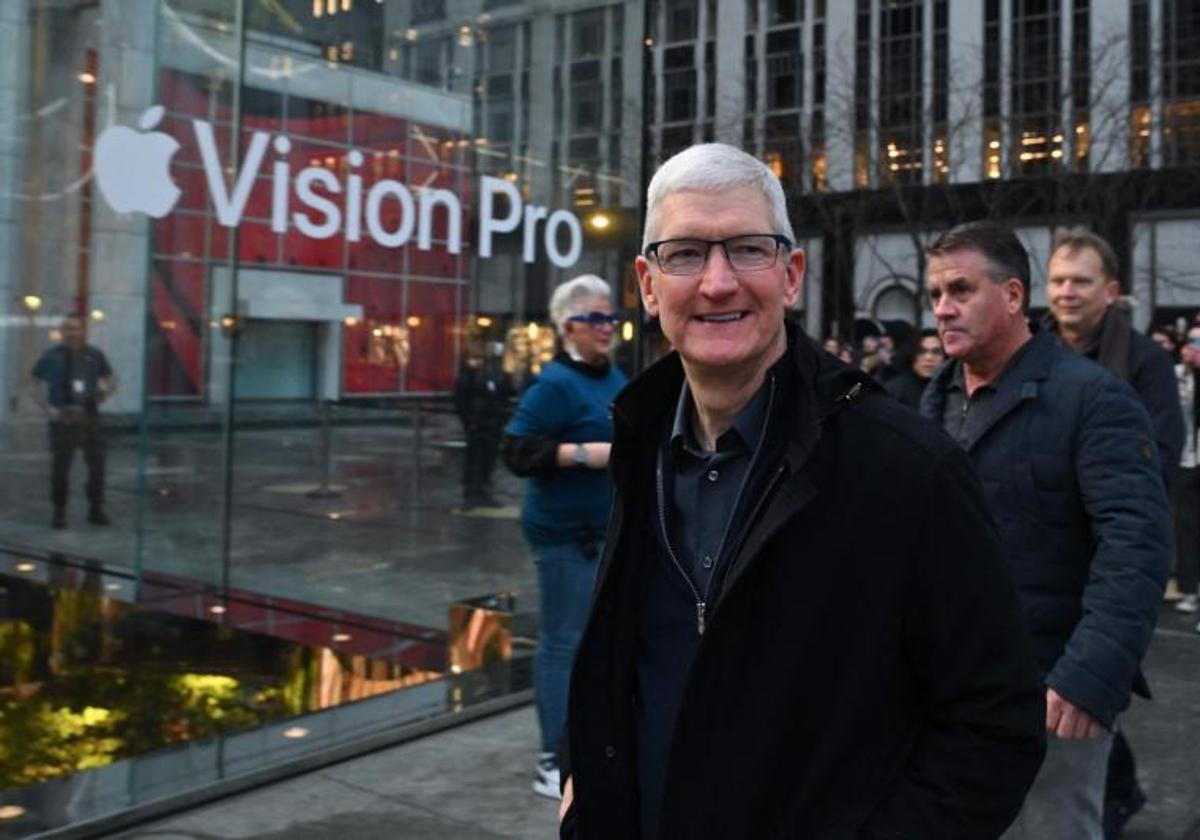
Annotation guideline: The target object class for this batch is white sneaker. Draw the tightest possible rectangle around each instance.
[533,753,561,800]
[1176,593,1199,614]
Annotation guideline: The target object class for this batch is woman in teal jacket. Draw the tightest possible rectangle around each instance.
[502,274,627,800]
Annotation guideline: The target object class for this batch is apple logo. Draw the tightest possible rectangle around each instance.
[93,105,181,218]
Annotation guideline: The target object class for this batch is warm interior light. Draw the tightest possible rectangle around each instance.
[283,726,310,739]
[79,71,96,85]
[527,321,539,341]
[209,605,227,615]
[0,806,25,820]
[622,321,634,342]
[588,212,611,231]
[90,309,105,321]
[406,315,421,328]
[23,295,41,312]
[476,316,493,328]
[15,562,35,573]
[343,316,359,327]
[332,632,352,642]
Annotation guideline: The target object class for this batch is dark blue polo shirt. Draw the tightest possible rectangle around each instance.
[31,345,112,412]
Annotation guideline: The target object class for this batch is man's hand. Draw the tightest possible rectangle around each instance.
[1045,688,1103,740]
[559,775,574,823]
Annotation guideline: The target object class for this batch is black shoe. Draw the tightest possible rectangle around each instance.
[1103,784,1147,840]
[87,508,111,526]
[51,510,66,529]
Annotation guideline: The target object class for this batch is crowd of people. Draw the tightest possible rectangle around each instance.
[493,143,1192,840]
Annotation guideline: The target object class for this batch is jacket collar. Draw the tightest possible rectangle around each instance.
[926,328,1055,450]
[610,321,879,488]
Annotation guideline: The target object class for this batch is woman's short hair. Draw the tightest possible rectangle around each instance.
[549,274,612,335]
[642,143,795,251]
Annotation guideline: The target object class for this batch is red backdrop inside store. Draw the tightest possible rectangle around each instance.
[149,68,470,398]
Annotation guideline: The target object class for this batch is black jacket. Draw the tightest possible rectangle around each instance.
[564,326,1045,839]
[883,368,930,410]
[920,330,1171,725]
[1045,304,1184,477]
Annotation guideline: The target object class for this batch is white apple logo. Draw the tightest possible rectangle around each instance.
[94,105,181,218]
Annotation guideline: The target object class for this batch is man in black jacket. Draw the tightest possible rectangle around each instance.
[559,144,1046,839]
[1043,227,1183,837]
[920,222,1171,840]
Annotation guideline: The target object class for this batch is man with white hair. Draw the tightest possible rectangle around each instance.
[558,144,1045,838]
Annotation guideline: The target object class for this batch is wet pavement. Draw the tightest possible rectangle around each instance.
[0,408,536,630]
[108,614,1200,839]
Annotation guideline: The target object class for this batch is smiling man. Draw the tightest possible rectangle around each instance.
[558,146,1046,839]
[919,221,1171,840]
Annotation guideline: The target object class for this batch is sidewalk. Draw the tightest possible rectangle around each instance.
[108,619,1200,840]
[108,706,559,840]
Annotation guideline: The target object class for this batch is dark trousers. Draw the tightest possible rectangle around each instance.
[1171,465,1200,594]
[461,421,501,502]
[49,416,106,511]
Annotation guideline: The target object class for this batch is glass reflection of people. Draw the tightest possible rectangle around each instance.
[884,328,944,409]
[29,315,117,528]
[500,274,628,800]
[453,340,513,509]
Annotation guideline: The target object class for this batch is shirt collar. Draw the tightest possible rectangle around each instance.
[670,373,773,457]
[945,335,1037,397]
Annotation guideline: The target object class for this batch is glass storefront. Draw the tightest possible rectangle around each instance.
[0,1,641,832]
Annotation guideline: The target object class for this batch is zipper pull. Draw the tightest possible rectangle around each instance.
[696,601,706,636]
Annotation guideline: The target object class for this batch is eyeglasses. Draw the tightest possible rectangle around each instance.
[567,311,620,328]
[644,234,791,276]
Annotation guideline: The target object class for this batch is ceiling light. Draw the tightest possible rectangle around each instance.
[282,726,310,739]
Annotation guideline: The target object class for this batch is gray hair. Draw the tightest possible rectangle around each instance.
[549,274,612,335]
[641,143,795,251]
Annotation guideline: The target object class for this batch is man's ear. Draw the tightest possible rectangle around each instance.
[1006,278,1026,314]
[1104,278,1120,305]
[635,256,660,317]
[783,249,805,308]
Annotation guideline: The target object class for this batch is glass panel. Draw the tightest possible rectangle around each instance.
[1,0,642,831]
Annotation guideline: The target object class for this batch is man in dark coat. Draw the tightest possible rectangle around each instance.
[920,222,1171,840]
[453,340,513,508]
[1043,227,1184,837]
[559,144,1046,839]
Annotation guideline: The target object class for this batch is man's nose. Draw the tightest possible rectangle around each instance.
[932,294,955,319]
[698,246,739,296]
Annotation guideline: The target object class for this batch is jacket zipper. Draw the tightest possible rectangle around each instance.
[656,453,709,635]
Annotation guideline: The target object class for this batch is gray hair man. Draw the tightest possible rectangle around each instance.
[559,145,1045,838]
[920,221,1171,839]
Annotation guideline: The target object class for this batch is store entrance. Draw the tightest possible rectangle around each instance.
[234,319,318,400]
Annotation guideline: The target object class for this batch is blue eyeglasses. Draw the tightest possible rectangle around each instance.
[567,311,620,327]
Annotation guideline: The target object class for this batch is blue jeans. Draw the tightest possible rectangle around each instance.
[530,538,599,755]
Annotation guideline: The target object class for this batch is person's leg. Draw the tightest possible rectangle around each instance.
[461,421,481,504]
[82,418,107,520]
[48,422,74,525]
[1001,730,1114,840]
[532,540,598,757]
[478,424,502,503]
[1177,467,1200,597]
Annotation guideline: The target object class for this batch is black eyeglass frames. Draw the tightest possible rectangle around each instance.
[643,234,792,276]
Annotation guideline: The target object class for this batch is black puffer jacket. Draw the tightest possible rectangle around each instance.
[920,329,1171,727]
